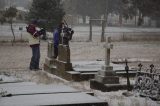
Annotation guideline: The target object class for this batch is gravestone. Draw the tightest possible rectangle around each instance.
[95,37,119,84]
[56,44,73,75]
[44,42,72,68]
[47,41,54,58]
[44,40,97,81]
[44,40,73,80]
[90,37,132,91]
[58,44,70,63]
[44,41,57,74]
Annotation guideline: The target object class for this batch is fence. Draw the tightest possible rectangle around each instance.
[134,64,160,101]
[1,24,160,42]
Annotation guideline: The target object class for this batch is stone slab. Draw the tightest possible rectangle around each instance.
[64,71,96,81]
[95,75,119,84]
[116,71,137,77]
[64,71,81,81]
[45,57,58,66]
[74,68,99,72]
[98,70,116,76]
[72,61,136,73]
[0,82,79,95]
[0,92,108,106]
[43,63,57,74]
[90,79,133,92]
[101,66,113,71]
[72,61,126,72]
[0,76,108,106]
[57,61,72,72]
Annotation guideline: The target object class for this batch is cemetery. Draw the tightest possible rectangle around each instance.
[1,32,160,105]
[0,22,160,105]
[1,0,160,105]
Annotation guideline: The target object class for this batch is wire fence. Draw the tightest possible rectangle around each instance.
[1,24,160,42]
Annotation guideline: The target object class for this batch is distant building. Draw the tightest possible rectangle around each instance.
[5,0,31,9]
[0,0,5,10]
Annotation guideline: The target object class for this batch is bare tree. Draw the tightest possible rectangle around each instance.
[4,7,17,46]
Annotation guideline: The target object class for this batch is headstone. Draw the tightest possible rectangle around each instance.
[58,44,70,63]
[47,41,54,58]
[44,41,58,74]
[90,37,134,91]
[44,40,73,79]
[94,36,119,84]
[56,44,72,76]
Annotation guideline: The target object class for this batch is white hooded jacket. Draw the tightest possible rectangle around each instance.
[27,27,40,46]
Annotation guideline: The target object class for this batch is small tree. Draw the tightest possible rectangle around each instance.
[4,7,17,46]
[0,10,6,25]
[28,0,65,31]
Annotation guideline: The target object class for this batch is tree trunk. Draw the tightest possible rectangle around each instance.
[82,15,86,24]
[89,19,92,41]
[119,13,123,26]
[156,20,160,28]
[137,12,143,26]
[10,20,15,46]
[135,15,137,26]
[101,20,105,42]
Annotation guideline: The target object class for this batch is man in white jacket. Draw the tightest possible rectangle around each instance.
[26,20,44,71]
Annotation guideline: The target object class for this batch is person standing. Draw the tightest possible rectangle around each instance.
[26,20,43,71]
[53,23,64,59]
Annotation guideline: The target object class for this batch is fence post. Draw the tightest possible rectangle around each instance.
[101,20,105,42]
[89,19,92,41]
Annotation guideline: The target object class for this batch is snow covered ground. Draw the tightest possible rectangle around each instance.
[0,70,160,106]
[0,24,160,106]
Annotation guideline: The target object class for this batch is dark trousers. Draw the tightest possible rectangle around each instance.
[54,45,58,58]
[30,45,40,69]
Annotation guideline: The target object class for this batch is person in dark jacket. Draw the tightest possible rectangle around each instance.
[53,23,64,59]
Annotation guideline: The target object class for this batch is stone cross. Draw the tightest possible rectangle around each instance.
[104,37,113,66]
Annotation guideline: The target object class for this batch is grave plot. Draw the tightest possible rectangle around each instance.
[44,39,136,81]
[0,74,108,106]
[44,41,98,81]
[90,37,133,91]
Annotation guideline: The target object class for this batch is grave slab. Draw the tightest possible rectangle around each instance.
[0,80,108,106]
[0,92,108,106]
[90,79,133,92]
[0,82,79,95]
[95,75,119,84]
